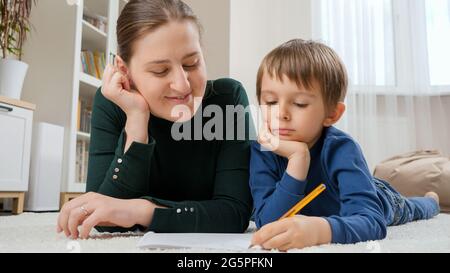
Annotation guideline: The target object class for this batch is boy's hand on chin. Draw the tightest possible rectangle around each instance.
[258,133,309,159]
[258,120,307,156]
[258,121,310,180]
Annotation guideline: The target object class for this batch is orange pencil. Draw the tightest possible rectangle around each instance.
[279,183,326,220]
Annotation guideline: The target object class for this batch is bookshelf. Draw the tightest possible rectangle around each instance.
[21,0,129,200]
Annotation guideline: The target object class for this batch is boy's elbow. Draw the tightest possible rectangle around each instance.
[251,204,280,229]
[367,217,387,241]
[376,220,387,240]
[255,219,263,229]
[254,213,273,229]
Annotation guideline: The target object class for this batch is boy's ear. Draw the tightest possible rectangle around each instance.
[323,102,346,127]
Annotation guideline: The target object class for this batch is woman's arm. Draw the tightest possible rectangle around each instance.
[87,63,154,197]
[56,89,159,237]
[124,113,149,153]
[86,89,154,199]
[58,65,162,237]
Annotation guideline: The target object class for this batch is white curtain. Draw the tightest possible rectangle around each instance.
[312,0,450,171]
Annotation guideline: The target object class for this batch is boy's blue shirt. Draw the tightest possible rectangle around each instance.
[250,126,390,244]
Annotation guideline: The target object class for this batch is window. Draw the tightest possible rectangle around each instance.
[315,0,450,92]
[317,0,395,86]
[425,0,450,86]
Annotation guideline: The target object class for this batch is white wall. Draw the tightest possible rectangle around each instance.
[229,0,312,107]
[429,95,450,156]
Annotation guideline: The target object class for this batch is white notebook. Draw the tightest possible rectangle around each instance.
[137,232,254,251]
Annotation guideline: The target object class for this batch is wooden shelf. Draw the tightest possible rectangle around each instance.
[84,0,109,18]
[79,72,101,99]
[80,72,102,88]
[82,20,107,52]
[0,95,36,111]
[76,131,91,141]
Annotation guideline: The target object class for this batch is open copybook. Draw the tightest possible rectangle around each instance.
[137,232,254,251]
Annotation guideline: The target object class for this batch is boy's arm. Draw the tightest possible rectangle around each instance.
[250,142,310,227]
[257,124,310,180]
[322,137,387,244]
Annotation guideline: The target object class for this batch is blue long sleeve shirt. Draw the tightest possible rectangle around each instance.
[250,126,389,244]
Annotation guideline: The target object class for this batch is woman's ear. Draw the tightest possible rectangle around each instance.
[115,55,137,89]
[115,55,129,75]
[323,102,346,127]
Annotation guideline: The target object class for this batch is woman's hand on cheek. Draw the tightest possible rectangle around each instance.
[101,64,150,118]
[56,192,157,239]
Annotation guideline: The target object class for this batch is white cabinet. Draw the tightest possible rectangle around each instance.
[0,97,34,192]
[25,122,64,211]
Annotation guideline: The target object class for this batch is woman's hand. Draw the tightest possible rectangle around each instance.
[101,63,149,117]
[102,63,150,151]
[251,215,332,251]
[56,192,157,239]
[258,121,310,180]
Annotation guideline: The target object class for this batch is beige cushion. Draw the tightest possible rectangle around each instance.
[374,150,450,213]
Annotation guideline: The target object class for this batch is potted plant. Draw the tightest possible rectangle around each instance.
[0,0,36,100]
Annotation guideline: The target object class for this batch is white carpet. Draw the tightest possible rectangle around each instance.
[0,212,449,253]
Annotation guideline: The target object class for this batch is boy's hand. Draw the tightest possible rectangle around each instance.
[251,215,332,251]
[258,121,310,180]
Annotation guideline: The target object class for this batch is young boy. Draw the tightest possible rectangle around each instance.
[249,39,440,250]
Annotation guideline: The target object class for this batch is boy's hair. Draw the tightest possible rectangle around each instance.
[256,39,348,111]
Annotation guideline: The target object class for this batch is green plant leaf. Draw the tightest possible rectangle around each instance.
[0,0,36,58]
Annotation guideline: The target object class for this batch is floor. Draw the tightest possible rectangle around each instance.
[0,212,449,253]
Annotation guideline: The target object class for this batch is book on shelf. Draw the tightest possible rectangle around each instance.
[76,140,89,184]
[83,14,108,33]
[77,98,81,131]
[77,97,93,134]
[81,51,106,80]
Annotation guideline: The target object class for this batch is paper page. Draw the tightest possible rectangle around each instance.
[137,232,254,251]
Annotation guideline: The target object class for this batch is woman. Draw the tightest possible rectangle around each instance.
[57,0,253,239]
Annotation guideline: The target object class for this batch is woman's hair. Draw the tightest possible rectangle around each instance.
[117,0,202,63]
[256,39,348,111]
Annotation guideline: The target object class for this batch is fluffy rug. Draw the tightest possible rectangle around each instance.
[0,212,449,253]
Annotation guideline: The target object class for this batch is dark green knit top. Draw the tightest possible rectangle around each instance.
[86,78,254,233]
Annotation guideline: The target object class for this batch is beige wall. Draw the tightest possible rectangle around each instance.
[229,0,312,107]
[186,0,313,106]
[184,0,230,80]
